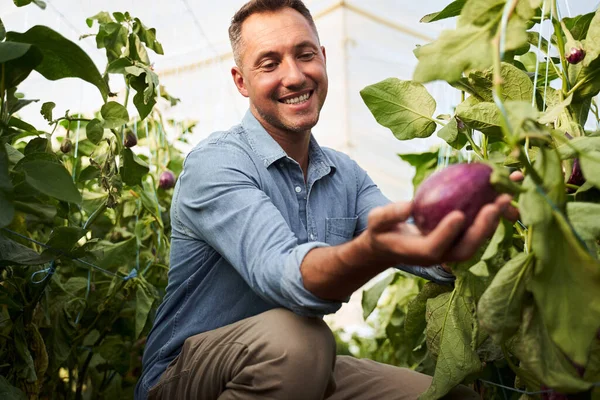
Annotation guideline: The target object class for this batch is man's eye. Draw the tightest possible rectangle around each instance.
[300,52,316,60]
[261,62,277,70]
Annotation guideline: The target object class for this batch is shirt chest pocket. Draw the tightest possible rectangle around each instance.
[325,216,358,246]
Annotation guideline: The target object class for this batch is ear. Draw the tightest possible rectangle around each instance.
[231,66,249,98]
[321,46,327,64]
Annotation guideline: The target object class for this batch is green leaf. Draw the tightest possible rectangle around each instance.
[128,33,150,64]
[0,191,15,228]
[420,0,466,23]
[361,272,397,320]
[360,78,437,140]
[42,226,86,258]
[0,234,52,267]
[14,323,36,382]
[14,200,56,221]
[422,288,482,400]
[513,305,592,392]
[529,201,600,365]
[0,18,5,42]
[0,375,27,400]
[24,137,49,155]
[569,57,600,102]
[85,118,104,145]
[97,23,128,62]
[40,101,55,122]
[106,57,133,74]
[467,62,534,103]
[6,26,109,101]
[538,94,573,125]
[86,11,113,28]
[563,12,596,41]
[481,218,513,261]
[455,101,503,138]
[96,237,136,271]
[478,253,532,343]
[414,13,528,84]
[97,335,130,375]
[1,44,42,89]
[8,117,37,134]
[135,285,154,339]
[567,202,600,241]
[458,0,504,27]
[130,71,157,119]
[133,18,164,55]
[0,42,31,63]
[404,282,452,348]
[20,160,82,204]
[398,151,439,191]
[437,117,468,149]
[100,102,129,129]
[45,306,76,373]
[121,148,149,186]
[583,9,600,67]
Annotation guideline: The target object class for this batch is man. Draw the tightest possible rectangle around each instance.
[136,1,517,399]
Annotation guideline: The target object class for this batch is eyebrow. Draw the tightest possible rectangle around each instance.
[253,40,319,65]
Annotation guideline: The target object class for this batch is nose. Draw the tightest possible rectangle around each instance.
[281,58,306,88]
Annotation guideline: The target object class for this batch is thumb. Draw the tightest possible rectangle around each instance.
[368,202,412,233]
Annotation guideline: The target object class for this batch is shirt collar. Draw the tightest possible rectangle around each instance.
[241,110,336,174]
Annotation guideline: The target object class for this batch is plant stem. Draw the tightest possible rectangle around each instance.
[464,132,484,159]
[551,0,571,94]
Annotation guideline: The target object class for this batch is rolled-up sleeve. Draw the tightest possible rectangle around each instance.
[352,160,455,285]
[173,143,342,317]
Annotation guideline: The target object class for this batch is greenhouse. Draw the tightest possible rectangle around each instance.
[1,0,599,398]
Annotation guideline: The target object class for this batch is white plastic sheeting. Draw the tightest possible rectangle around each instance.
[4,0,598,201]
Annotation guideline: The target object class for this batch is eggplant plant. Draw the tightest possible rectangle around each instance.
[0,3,187,399]
[360,1,600,399]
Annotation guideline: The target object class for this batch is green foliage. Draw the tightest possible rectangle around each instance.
[0,5,189,398]
[358,1,600,398]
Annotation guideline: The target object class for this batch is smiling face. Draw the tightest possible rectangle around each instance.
[231,7,328,137]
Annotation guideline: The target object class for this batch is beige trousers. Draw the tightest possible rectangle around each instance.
[148,308,479,400]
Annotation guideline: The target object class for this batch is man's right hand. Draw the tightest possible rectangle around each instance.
[359,193,514,267]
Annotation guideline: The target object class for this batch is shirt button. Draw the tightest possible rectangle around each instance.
[310,233,315,240]
[295,186,302,193]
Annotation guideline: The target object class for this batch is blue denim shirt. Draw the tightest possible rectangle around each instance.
[135,110,454,399]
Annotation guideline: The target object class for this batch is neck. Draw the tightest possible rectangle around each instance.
[270,128,311,179]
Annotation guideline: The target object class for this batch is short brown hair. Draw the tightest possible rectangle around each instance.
[229,0,319,66]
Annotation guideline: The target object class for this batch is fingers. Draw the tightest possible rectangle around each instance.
[509,170,524,182]
[495,193,519,222]
[424,210,466,256]
[448,203,501,261]
[368,202,412,233]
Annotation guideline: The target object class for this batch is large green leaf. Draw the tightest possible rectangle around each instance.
[0,41,31,63]
[42,226,87,258]
[1,45,42,89]
[6,26,109,101]
[20,160,82,204]
[569,56,600,102]
[360,78,437,140]
[404,282,451,348]
[513,305,592,392]
[121,148,149,186]
[101,102,129,129]
[0,234,52,267]
[466,63,534,103]
[0,147,14,227]
[583,9,600,67]
[97,335,131,375]
[478,252,532,343]
[414,4,528,84]
[135,284,154,339]
[0,376,26,400]
[96,237,137,271]
[563,12,596,41]
[437,117,468,150]
[422,288,482,400]
[420,0,467,23]
[455,101,503,138]
[567,203,600,241]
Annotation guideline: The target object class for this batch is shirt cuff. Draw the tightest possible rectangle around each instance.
[281,242,344,317]
[395,264,455,285]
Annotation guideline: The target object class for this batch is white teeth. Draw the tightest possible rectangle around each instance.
[283,92,310,104]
